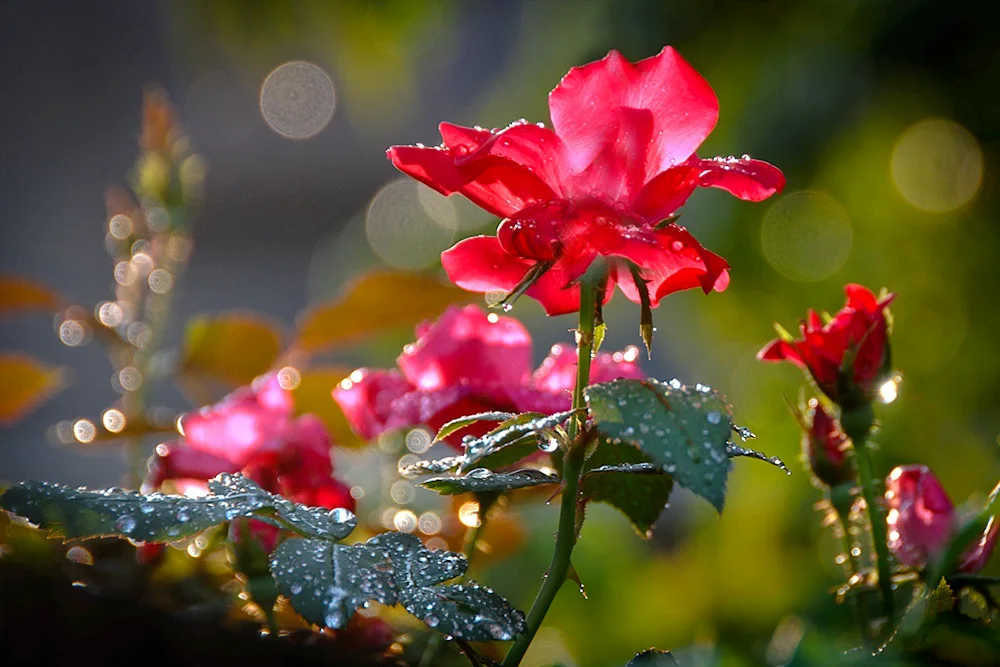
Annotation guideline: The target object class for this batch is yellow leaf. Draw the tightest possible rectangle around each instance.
[294,270,470,355]
[178,312,284,389]
[0,353,66,425]
[290,366,365,448]
[0,274,63,317]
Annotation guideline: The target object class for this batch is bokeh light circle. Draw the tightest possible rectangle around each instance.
[365,179,456,269]
[260,61,336,139]
[761,191,852,281]
[891,118,982,213]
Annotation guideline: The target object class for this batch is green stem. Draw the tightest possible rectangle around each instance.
[837,507,874,645]
[844,404,895,621]
[502,277,596,667]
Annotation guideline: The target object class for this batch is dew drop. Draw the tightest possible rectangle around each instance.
[115,515,137,534]
[176,510,191,523]
[706,411,722,425]
[539,437,560,453]
[329,507,352,523]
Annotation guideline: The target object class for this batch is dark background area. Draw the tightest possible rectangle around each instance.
[2,1,998,664]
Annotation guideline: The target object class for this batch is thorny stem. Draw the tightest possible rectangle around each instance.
[455,639,484,667]
[502,275,596,667]
[833,498,873,646]
[843,404,895,624]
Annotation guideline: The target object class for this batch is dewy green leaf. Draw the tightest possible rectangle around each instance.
[403,584,525,641]
[580,439,673,537]
[459,409,580,473]
[399,455,465,477]
[419,468,559,496]
[271,532,525,641]
[434,411,517,443]
[626,649,680,666]
[208,474,356,540]
[0,473,355,543]
[585,378,734,512]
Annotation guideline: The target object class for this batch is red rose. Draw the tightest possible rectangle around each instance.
[146,373,354,548]
[333,305,643,447]
[388,47,784,315]
[758,284,895,407]
[886,465,998,574]
[802,398,852,487]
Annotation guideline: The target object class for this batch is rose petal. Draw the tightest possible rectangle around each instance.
[565,108,654,201]
[631,164,700,222]
[689,156,786,202]
[441,236,535,295]
[456,120,567,197]
[332,369,414,441]
[958,516,999,574]
[388,122,559,219]
[148,442,241,487]
[609,224,730,305]
[397,305,533,390]
[525,248,600,316]
[532,342,645,395]
[886,465,956,568]
[549,47,718,180]
[385,385,511,449]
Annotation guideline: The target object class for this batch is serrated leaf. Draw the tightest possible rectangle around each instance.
[434,411,517,443]
[593,321,607,356]
[208,474,356,541]
[726,442,790,475]
[271,533,524,641]
[475,434,545,472]
[402,584,525,641]
[585,379,733,512]
[580,439,673,537]
[927,577,956,616]
[399,456,465,477]
[0,353,67,425]
[271,533,465,624]
[459,410,580,473]
[294,270,469,355]
[290,366,363,448]
[419,469,559,495]
[627,649,679,666]
[0,274,63,316]
[0,473,355,543]
[178,311,283,394]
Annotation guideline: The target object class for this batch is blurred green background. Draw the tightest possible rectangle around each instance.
[1,0,998,665]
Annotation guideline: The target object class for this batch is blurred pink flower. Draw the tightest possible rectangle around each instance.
[333,304,643,447]
[886,464,998,574]
[147,373,354,548]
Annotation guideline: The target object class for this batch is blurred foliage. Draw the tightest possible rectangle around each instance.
[3,0,1000,665]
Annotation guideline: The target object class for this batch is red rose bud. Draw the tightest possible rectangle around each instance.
[333,305,644,448]
[802,399,852,487]
[388,47,784,315]
[758,284,895,408]
[886,465,999,574]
